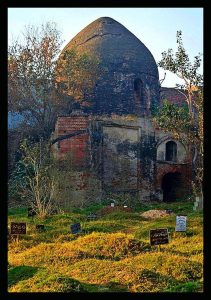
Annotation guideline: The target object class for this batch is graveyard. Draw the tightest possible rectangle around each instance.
[7,10,203,294]
[8,201,203,292]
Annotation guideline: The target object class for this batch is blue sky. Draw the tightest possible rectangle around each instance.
[8,8,203,87]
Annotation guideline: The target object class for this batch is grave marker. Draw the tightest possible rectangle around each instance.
[175,215,187,232]
[86,213,97,221]
[28,207,36,217]
[150,228,169,246]
[70,223,81,234]
[11,222,26,235]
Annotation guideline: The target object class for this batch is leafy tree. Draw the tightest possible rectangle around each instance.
[155,31,203,197]
[8,21,64,139]
[56,48,102,109]
[8,22,102,176]
[9,139,58,219]
[158,30,203,118]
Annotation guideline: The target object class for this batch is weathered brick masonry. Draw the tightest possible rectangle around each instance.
[52,17,192,205]
[52,113,90,166]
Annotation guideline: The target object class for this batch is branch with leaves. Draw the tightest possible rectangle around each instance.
[8,22,64,138]
[155,31,203,197]
[9,139,58,219]
[56,48,102,105]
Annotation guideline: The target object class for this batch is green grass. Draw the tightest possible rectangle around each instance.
[8,266,39,287]
[164,281,202,292]
[8,201,203,293]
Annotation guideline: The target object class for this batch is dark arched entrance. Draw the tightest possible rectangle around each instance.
[162,172,184,202]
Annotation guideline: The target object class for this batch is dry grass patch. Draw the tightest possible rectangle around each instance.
[8,232,151,268]
[122,252,202,282]
[163,235,203,256]
[66,251,202,292]
[69,232,151,259]
[8,243,80,267]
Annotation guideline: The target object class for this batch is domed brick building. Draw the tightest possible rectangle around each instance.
[61,16,160,116]
[52,17,192,207]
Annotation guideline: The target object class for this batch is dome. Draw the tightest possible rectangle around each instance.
[61,17,160,115]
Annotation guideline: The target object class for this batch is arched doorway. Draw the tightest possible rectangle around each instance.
[162,172,184,202]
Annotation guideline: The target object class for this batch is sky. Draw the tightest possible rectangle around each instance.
[8,7,203,87]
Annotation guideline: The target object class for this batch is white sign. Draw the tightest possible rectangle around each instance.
[175,216,187,232]
[111,203,115,207]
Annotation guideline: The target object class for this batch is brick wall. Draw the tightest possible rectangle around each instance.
[160,87,198,106]
[53,115,90,166]
[155,162,192,193]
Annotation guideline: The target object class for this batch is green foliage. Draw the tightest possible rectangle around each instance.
[56,48,102,105]
[102,211,141,221]
[157,30,203,197]
[8,160,33,202]
[133,201,194,214]
[8,207,28,217]
[98,206,133,217]
[84,220,127,234]
[158,31,203,88]
[8,21,64,138]
[72,202,105,215]
[154,99,191,137]
[8,138,59,218]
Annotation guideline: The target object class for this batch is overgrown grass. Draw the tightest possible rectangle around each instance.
[8,202,203,292]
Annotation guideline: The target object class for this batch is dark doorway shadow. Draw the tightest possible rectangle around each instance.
[162,172,185,202]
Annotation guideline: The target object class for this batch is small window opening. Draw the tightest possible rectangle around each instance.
[166,141,177,161]
[134,78,143,97]
[134,78,144,111]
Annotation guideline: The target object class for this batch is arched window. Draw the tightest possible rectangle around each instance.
[134,78,144,113]
[134,78,143,99]
[166,141,177,161]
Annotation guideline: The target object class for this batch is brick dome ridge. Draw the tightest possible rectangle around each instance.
[59,17,160,115]
[62,16,158,78]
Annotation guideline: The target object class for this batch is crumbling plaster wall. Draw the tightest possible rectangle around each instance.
[91,115,192,202]
[52,114,192,205]
[102,124,140,191]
